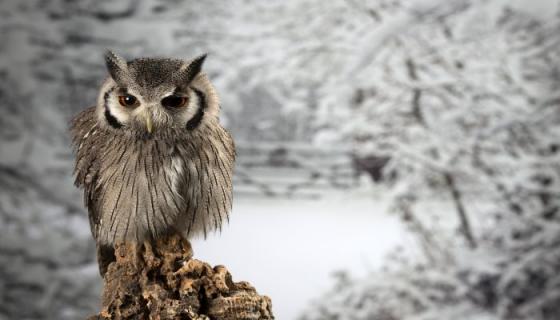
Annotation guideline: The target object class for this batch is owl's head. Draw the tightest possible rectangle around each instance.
[96,51,220,137]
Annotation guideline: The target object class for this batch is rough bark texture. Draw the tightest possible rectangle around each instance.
[87,235,274,320]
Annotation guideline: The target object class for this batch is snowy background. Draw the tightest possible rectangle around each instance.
[1,0,560,319]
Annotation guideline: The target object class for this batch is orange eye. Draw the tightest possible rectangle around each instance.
[161,95,188,109]
[118,95,139,108]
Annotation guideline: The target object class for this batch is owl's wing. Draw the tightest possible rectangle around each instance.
[70,106,103,239]
[176,125,236,238]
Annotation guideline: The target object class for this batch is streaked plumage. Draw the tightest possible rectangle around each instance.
[70,51,235,275]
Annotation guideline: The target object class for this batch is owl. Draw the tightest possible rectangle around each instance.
[70,51,235,275]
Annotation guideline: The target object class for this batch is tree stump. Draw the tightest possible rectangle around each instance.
[87,234,274,320]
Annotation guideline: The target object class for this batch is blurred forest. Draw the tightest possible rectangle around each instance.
[0,0,559,319]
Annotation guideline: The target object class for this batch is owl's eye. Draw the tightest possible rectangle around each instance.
[118,95,139,108]
[161,95,188,109]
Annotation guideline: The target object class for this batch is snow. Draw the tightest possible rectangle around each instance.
[1,0,559,319]
[500,0,559,21]
[192,192,411,320]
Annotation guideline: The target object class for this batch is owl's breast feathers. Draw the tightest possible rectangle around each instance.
[70,107,235,245]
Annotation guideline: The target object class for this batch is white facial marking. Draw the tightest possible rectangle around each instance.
[105,90,140,124]
[178,89,200,124]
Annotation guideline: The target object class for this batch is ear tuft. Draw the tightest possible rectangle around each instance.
[104,50,128,83]
[175,53,207,85]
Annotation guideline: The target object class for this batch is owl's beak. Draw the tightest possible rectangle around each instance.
[145,115,153,134]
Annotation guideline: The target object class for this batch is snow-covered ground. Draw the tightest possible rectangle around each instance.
[192,191,411,320]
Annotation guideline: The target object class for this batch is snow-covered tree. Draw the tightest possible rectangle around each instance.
[299,1,560,319]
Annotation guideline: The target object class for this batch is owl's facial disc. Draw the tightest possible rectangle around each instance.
[102,84,199,136]
[100,51,210,135]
